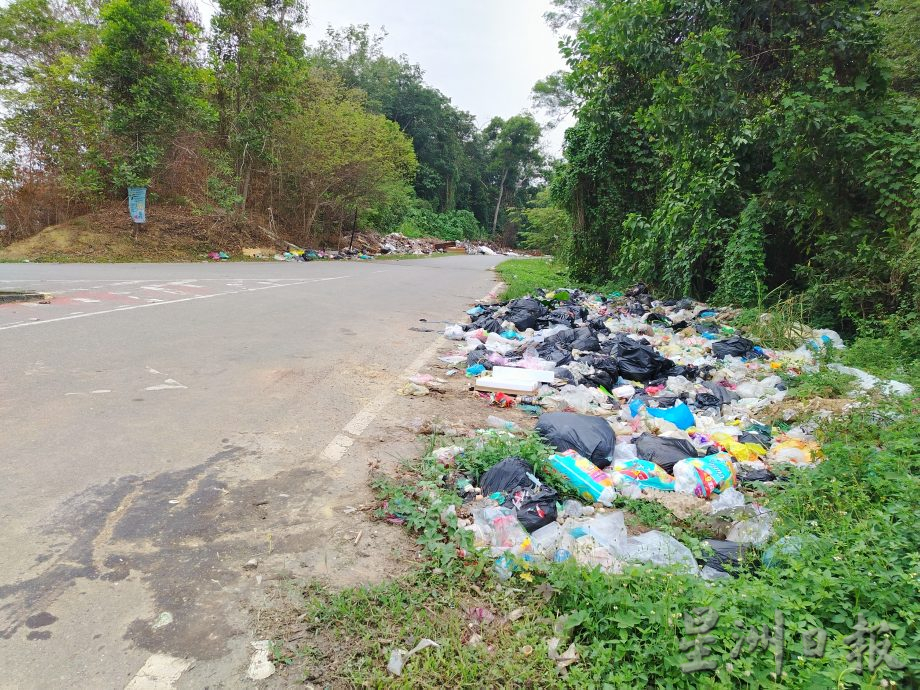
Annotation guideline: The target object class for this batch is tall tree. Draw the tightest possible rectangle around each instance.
[270,73,417,243]
[483,114,543,235]
[210,0,307,208]
[89,0,199,187]
[313,25,484,220]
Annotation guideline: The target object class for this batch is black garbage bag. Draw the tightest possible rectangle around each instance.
[583,369,615,390]
[479,456,533,495]
[511,486,559,532]
[645,313,672,328]
[693,392,723,410]
[625,283,649,296]
[550,327,600,352]
[606,333,676,382]
[635,433,699,473]
[539,307,577,328]
[578,353,619,379]
[553,367,576,384]
[587,316,609,332]
[739,431,771,446]
[702,380,740,403]
[478,457,558,532]
[738,468,777,484]
[703,539,751,575]
[536,412,616,468]
[503,297,548,330]
[664,364,699,381]
[712,336,757,359]
[470,315,503,333]
[633,393,680,409]
[466,347,494,370]
[537,344,573,366]
[570,327,600,351]
[627,302,647,316]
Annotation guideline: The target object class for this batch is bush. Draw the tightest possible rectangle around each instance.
[396,207,486,241]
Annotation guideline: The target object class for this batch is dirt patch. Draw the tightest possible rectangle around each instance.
[759,396,860,423]
[0,203,257,263]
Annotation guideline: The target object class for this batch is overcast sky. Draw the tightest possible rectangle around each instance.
[199,0,571,154]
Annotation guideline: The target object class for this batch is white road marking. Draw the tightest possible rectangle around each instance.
[145,378,187,391]
[73,298,101,303]
[0,275,351,331]
[319,281,503,462]
[125,653,192,690]
[91,389,112,394]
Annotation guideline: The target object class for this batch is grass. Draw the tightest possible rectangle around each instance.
[495,257,631,300]
[263,266,919,687]
[784,368,857,399]
[270,403,920,687]
[495,257,571,299]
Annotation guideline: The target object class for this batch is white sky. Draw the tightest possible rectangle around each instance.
[198,0,571,154]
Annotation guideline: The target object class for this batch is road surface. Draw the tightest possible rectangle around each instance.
[0,255,503,688]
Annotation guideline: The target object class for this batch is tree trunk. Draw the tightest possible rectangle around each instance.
[303,201,320,247]
[491,167,508,235]
[238,150,251,212]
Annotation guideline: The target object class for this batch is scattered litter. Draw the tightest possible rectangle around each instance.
[399,382,430,397]
[547,637,579,672]
[827,363,912,396]
[386,639,441,676]
[151,611,173,629]
[433,445,464,465]
[247,640,276,680]
[399,281,892,586]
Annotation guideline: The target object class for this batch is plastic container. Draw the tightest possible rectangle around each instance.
[546,451,617,505]
[673,453,737,498]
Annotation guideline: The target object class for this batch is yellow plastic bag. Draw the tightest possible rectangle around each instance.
[711,432,767,463]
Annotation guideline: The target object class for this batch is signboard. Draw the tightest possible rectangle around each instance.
[128,186,147,223]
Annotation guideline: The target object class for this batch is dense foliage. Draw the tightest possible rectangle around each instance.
[0,2,544,246]
[548,0,920,331]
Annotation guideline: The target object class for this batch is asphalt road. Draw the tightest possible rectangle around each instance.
[0,255,503,688]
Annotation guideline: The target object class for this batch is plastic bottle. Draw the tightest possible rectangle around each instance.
[486,415,521,432]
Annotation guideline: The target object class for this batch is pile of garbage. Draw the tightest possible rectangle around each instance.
[269,232,442,262]
[435,283,912,580]
[458,240,519,257]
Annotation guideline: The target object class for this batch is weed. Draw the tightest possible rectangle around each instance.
[273,404,920,688]
[784,368,857,399]
[742,287,813,350]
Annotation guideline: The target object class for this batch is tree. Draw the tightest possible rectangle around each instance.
[313,24,484,220]
[483,114,543,235]
[89,0,201,187]
[0,0,106,200]
[876,0,920,95]
[270,73,417,244]
[515,188,569,254]
[548,0,919,326]
[210,0,308,208]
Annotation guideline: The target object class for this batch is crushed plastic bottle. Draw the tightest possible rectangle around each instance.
[486,416,522,433]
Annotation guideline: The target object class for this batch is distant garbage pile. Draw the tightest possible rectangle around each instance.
[432,283,912,580]
[458,240,518,257]
[264,232,518,262]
